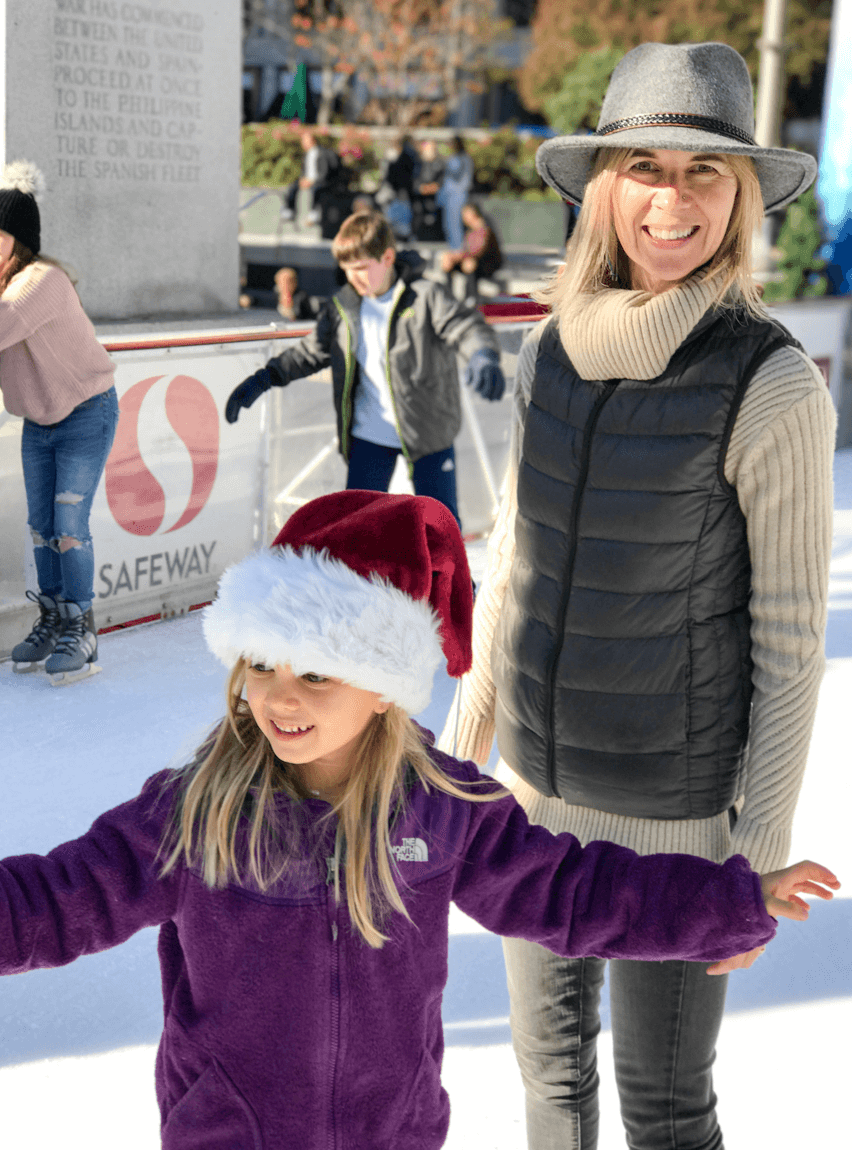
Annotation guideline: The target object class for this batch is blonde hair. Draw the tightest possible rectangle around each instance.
[538,148,766,320]
[161,661,504,948]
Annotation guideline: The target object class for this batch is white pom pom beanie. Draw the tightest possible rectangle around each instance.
[203,491,474,715]
[0,161,45,254]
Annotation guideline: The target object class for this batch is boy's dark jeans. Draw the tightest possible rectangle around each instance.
[346,436,460,528]
[503,937,728,1150]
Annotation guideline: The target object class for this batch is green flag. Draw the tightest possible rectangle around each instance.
[281,63,307,122]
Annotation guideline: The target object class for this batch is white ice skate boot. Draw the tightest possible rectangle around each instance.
[45,601,101,685]
[11,591,63,672]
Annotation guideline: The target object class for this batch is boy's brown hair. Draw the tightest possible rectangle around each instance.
[332,211,396,265]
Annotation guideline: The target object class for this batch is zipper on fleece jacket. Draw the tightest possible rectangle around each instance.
[333,297,356,459]
[543,380,620,795]
[325,854,342,1150]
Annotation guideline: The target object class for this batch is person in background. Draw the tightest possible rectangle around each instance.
[376,134,418,240]
[440,201,503,304]
[281,129,342,227]
[436,135,473,250]
[351,193,375,214]
[274,267,320,322]
[413,138,446,241]
[225,211,506,527]
[0,161,118,681]
[443,41,836,1150]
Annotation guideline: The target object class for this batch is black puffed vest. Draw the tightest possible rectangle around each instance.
[492,309,795,819]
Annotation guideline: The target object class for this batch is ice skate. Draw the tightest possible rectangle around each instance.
[45,601,101,686]
[11,591,63,672]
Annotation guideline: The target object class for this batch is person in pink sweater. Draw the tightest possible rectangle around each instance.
[0,161,117,679]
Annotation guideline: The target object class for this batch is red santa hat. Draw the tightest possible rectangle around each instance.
[203,490,473,714]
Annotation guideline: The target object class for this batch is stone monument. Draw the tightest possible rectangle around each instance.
[0,0,240,318]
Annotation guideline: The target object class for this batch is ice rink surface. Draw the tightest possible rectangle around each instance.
[1,449,850,1149]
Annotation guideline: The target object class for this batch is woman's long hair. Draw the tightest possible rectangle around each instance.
[160,661,505,948]
[537,148,766,320]
[0,238,76,296]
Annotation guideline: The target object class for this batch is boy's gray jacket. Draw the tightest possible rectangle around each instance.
[266,259,500,464]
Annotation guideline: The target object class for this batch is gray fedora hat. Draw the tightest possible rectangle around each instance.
[535,42,817,214]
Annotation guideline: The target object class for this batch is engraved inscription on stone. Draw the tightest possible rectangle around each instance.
[52,0,204,184]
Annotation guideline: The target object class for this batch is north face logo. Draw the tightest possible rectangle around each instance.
[391,837,429,862]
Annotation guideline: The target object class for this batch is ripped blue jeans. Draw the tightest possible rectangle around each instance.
[21,387,119,612]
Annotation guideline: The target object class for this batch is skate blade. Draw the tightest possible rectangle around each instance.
[48,663,102,687]
[13,661,47,674]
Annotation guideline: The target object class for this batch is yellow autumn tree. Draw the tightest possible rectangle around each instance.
[519,0,831,133]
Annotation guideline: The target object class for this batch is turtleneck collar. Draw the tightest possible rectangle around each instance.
[557,274,720,381]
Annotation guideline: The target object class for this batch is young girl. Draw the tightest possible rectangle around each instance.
[0,490,838,1149]
[0,161,118,681]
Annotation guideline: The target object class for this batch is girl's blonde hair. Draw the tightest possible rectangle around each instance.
[538,148,766,320]
[161,661,504,948]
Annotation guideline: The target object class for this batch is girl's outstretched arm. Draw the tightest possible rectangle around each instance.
[450,778,780,963]
[706,860,840,975]
[0,771,181,975]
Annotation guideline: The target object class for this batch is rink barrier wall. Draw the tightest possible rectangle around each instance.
[0,297,848,659]
[0,308,536,658]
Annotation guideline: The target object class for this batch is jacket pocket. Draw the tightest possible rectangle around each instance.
[161,1018,263,1150]
[388,1048,448,1143]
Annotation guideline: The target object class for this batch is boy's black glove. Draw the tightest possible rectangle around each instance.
[463,348,506,402]
[225,364,286,424]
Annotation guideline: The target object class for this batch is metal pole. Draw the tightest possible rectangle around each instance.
[753,0,789,277]
[754,0,789,148]
[460,382,501,518]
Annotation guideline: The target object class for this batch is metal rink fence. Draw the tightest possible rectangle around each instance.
[0,315,535,656]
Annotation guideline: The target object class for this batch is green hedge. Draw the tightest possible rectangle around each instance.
[241,123,559,201]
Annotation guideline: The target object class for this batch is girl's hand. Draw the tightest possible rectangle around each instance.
[706,861,840,976]
[760,859,840,921]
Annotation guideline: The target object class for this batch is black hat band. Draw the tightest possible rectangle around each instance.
[596,113,756,148]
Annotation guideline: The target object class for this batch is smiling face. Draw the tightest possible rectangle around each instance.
[244,662,389,798]
[339,247,396,298]
[611,149,739,294]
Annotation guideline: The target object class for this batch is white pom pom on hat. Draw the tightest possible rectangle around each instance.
[0,161,46,200]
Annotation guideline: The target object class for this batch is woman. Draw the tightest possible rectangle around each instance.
[446,42,835,1150]
[436,135,474,250]
[0,162,118,678]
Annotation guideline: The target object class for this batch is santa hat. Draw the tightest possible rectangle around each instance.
[203,491,473,714]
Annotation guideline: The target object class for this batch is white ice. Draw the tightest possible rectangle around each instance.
[1,449,850,1149]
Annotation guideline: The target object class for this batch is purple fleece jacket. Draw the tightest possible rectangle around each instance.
[0,739,775,1149]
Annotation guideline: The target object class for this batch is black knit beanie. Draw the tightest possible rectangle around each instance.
[0,161,44,255]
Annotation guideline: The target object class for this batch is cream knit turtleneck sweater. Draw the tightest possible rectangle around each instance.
[442,277,836,874]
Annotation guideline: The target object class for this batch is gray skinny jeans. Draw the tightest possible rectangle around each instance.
[502,938,729,1150]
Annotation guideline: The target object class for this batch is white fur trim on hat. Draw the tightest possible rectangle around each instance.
[202,547,444,715]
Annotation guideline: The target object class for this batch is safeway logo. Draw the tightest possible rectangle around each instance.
[105,374,219,536]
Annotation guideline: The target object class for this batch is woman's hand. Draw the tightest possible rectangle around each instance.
[706,861,840,976]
